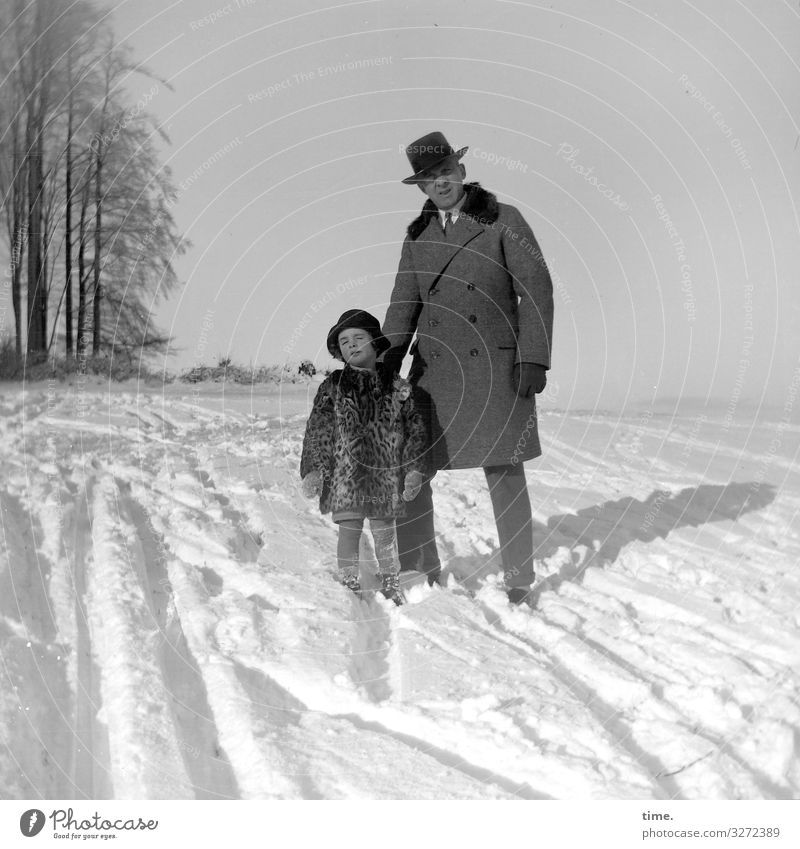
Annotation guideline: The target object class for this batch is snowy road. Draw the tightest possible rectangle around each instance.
[1,382,798,799]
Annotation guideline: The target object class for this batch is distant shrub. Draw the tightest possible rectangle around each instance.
[0,339,173,383]
[177,358,319,385]
[0,338,319,386]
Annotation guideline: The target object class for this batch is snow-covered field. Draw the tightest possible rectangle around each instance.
[1,380,798,800]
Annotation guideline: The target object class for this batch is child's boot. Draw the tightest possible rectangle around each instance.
[371,521,404,606]
[337,547,362,599]
[379,572,404,606]
[339,572,363,599]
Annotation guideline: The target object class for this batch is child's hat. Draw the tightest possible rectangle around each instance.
[326,309,390,358]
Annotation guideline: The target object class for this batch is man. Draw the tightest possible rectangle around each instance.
[382,131,554,606]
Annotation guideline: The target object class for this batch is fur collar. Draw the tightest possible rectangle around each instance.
[330,361,403,395]
[406,182,499,241]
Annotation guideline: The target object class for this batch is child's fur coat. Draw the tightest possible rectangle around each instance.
[300,362,429,519]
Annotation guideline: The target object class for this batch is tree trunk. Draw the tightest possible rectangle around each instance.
[77,179,88,358]
[23,0,49,358]
[25,104,45,355]
[12,222,23,359]
[91,139,102,354]
[34,114,47,352]
[65,67,74,357]
[11,124,24,360]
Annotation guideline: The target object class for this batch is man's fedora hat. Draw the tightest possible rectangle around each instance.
[401,131,468,185]
[326,309,390,359]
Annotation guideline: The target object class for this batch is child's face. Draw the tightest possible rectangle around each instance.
[337,328,378,369]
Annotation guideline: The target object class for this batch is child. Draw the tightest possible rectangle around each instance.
[300,309,429,605]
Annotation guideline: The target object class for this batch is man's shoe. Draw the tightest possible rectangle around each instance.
[507,587,533,607]
[426,568,442,587]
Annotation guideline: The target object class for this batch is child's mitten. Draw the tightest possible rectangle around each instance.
[402,470,425,501]
[301,470,322,498]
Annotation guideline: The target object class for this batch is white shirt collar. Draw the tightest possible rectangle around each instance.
[438,190,467,226]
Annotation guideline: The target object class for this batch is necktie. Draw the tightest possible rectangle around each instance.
[444,212,452,239]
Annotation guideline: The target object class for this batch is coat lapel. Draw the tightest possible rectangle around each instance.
[413,212,485,293]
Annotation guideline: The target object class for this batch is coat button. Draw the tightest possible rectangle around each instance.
[470,348,479,357]
[429,318,439,327]
[468,314,477,323]
[466,283,475,291]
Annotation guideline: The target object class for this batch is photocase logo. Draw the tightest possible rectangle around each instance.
[19,809,46,837]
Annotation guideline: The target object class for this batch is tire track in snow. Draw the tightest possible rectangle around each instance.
[257,588,653,798]
[480,596,678,797]
[229,659,323,799]
[118,483,239,799]
[383,591,657,796]
[214,593,550,800]
[17,453,106,800]
[85,475,195,798]
[347,598,393,703]
[70,479,113,799]
[639,422,799,476]
[231,636,586,799]
[479,591,779,799]
[231,646,524,798]
[568,590,800,797]
[327,710,549,799]
[531,517,800,798]
[546,434,611,474]
[121,456,308,798]
[0,488,77,797]
[421,533,680,796]
[669,718,789,799]
[164,558,311,798]
[585,570,800,667]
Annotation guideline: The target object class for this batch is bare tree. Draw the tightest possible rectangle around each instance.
[0,61,27,359]
[0,0,184,366]
[87,103,186,358]
[1,0,99,357]
[76,169,91,358]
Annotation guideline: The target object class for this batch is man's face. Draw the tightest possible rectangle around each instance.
[416,157,466,210]
[337,327,377,369]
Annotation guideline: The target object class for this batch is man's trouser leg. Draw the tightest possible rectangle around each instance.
[484,463,534,588]
[394,473,441,582]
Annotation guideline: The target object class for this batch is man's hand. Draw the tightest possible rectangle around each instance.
[402,470,425,501]
[514,362,547,398]
[382,347,405,376]
[301,470,323,499]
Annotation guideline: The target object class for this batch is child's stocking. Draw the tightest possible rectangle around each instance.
[370,520,403,605]
[337,519,363,595]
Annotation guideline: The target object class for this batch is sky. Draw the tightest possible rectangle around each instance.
[106,0,800,412]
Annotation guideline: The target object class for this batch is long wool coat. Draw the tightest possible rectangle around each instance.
[382,182,554,470]
[299,362,429,519]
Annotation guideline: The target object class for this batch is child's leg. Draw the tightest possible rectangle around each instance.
[369,519,399,578]
[370,519,403,605]
[337,519,363,589]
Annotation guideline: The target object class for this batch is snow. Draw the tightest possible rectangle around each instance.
[0,380,798,799]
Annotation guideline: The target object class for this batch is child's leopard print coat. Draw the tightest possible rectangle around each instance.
[300,362,430,519]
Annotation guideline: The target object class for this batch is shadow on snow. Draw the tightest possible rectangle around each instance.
[447,481,777,593]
